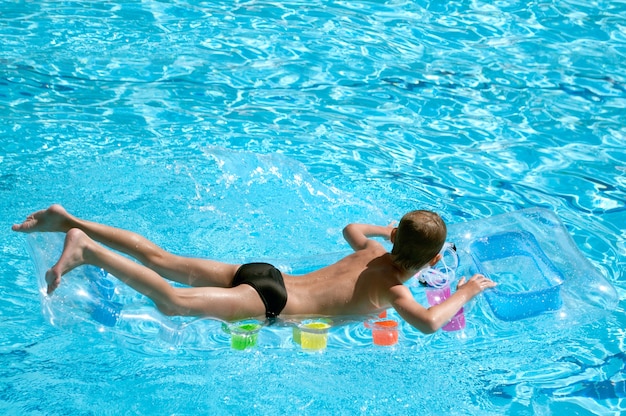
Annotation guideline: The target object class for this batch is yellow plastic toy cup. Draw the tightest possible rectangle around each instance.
[229,322,262,350]
[293,319,333,346]
[299,322,331,350]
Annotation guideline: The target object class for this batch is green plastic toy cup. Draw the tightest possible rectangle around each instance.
[229,322,262,350]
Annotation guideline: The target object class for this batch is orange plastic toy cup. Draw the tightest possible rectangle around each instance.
[371,319,399,346]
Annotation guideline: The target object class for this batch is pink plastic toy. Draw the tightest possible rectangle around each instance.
[418,244,465,332]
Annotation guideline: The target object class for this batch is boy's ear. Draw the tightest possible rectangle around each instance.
[428,253,442,267]
[390,228,397,243]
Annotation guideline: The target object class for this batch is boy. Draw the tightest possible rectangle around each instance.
[12,205,495,333]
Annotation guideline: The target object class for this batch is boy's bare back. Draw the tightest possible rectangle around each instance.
[281,241,403,316]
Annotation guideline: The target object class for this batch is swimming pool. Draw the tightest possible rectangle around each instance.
[1,0,625,414]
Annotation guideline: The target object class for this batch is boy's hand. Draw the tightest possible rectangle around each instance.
[383,221,397,241]
[456,274,496,297]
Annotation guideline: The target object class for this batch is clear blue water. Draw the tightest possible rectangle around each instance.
[1,1,625,414]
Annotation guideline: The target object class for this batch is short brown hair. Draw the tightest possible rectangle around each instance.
[391,210,447,271]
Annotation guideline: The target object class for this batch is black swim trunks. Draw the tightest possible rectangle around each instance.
[232,263,288,319]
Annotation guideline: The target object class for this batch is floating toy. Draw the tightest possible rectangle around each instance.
[292,318,333,349]
[447,208,618,322]
[226,321,262,351]
[416,243,465,331]
[298,322,331,350]
[369,319,399,346]
[22,208,618,351]
[470,230,563,321]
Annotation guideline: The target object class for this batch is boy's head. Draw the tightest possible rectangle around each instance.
[391,210,447,272]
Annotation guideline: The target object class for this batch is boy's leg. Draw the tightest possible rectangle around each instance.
[48,229,266,320]
[13,205,238,288]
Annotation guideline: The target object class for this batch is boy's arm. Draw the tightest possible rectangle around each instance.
[388,274,496,334]
[342,223,395,251]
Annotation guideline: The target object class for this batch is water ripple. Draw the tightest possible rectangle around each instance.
[1,0,625,414]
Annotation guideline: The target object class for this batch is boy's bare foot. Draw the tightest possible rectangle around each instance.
[12,204,74,234]
[45,228,91,294]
